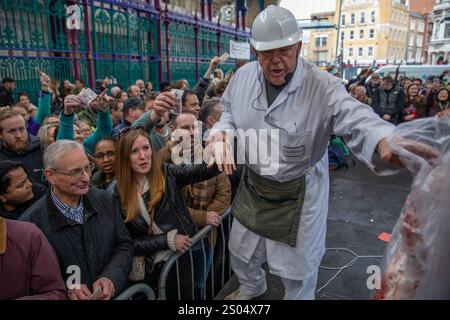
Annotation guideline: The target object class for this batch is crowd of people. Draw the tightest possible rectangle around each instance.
[345,68,450,124]
[0,54,239,300]
[0,4,449,301]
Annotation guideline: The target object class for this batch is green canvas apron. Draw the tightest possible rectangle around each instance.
[232,166,306,247]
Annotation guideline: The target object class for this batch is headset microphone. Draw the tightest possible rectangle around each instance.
[283,46,301,83]
[284,72,294,83]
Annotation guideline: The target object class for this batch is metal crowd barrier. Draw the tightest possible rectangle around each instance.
[157,208,233,300]
[115,283,155,300]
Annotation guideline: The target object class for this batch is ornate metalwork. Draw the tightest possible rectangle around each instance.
[1,0,249,102]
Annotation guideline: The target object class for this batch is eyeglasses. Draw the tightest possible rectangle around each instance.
[95,151,115,160]
[118,125,145,138]
[50,163,95,179]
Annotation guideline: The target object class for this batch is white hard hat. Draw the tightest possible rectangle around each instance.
[250,5,302,52]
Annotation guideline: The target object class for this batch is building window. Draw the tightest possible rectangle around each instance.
[410,20,416,30]
[445,24,450,39]
[409,34,414,47]
[360,12,365,24]
[435,22,441,40]
[418,22,424,32]
[341,31,345,40]
[360,29,364,39]
[350,30,354,39]
[371,11,375,23]
[318,51,328,62]
[351,13,355,24]
[315,36,328,47]
[349,47,353,57]
[417,36,423,47]
[368,47,373,57]
[369,29,374,38]
[358,47,363,57]
[341,14,346,25]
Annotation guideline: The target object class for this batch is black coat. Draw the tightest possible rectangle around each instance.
[111,118,131,140]
[0,135,44,183]
[0,85,14,107]
[19,187,133,295]
[371,86,405,125]
[108,163,220,271]
[0,182,47,220]
[91,171,114,190]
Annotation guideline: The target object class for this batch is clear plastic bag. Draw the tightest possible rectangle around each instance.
[375,116,450,300]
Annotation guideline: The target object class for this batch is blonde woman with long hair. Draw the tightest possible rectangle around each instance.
[107,127,220,299]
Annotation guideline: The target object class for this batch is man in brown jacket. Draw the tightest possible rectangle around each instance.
[168,113,231,235]
[167,113,231,298]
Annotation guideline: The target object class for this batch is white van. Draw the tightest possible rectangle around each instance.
[367,65,450,83]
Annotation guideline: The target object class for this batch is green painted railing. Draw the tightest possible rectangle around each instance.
[0,0,249,104]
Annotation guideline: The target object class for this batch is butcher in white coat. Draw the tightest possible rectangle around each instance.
[209,6,403,300]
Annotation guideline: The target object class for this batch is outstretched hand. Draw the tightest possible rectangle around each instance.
[377,137,440,167]
[153,91,177,118]
[206,131,236,175]
[95,89,114,112]
[64,95,81,115]
[39,71,51,92]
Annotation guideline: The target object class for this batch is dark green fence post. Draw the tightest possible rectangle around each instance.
[217,20,221,56]
[194,13,199,81]
[154,0,163,84]
[67,0,79,80]
[164,5,170,82]
[82,0,94,88]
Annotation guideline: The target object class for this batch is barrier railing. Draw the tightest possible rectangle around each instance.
[115,283,155,300]
[157,208,233,300]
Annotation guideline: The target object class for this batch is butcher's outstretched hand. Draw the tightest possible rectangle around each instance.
[377,137,440,166]
[207,131,236,175]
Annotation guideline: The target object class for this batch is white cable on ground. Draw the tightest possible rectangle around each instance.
[316,247,383,294]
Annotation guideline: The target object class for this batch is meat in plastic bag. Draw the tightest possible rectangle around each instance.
[375,116,450,300]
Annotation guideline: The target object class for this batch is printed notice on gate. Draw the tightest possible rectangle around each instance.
[229,40,250,60]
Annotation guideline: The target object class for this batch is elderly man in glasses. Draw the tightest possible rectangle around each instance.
[20,140,133,300]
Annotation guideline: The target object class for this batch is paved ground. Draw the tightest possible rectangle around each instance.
[216,157,413,300]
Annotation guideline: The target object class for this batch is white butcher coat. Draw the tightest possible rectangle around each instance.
[213,58,395,280]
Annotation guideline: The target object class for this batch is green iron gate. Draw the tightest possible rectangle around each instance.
[0,0,249,104]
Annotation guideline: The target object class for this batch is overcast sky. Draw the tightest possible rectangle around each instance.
[279,0,336,20]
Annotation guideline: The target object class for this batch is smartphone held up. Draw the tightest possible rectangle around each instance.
[170,89,184,115]
[77,88,98,107]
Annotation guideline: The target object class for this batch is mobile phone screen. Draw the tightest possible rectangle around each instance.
[170,89,184,114]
